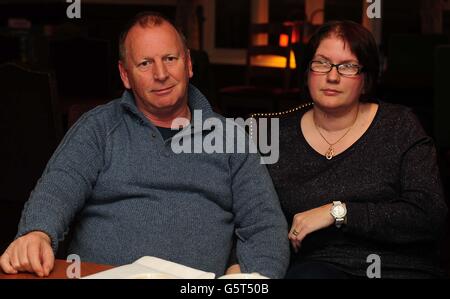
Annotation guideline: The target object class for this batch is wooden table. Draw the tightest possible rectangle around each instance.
[0,259,114,279]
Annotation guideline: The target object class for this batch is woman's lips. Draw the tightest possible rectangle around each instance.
[322,89,342,96]
[152,86,174,96]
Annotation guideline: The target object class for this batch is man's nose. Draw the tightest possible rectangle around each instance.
[153,60,169,81]
[326,66,340,83]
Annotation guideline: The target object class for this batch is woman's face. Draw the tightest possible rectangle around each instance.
[307,35,365,111]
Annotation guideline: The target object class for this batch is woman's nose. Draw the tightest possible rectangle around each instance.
[326,65,340,83]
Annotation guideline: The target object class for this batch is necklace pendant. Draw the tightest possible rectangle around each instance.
[325,146,334,160]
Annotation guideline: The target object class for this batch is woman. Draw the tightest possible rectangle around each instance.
[267,20,448,278]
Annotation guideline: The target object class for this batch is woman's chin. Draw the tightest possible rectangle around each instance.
[314,97,347,109]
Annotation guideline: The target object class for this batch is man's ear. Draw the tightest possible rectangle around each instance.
[118,60,131,89]
[186,49,193,79]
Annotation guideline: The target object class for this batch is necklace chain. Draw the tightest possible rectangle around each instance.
[313,105,359,160]
[248,103,359,160]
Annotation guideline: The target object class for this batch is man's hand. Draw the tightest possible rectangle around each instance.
[288,204,334,252]
[0,231,54,277]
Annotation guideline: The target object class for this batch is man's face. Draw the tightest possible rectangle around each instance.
[119,22,193,115]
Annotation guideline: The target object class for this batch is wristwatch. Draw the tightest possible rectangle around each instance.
[330,201,347,228]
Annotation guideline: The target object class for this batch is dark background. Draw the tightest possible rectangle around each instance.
[1,0,449,277]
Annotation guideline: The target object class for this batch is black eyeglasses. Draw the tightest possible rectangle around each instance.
[310,60,363,76]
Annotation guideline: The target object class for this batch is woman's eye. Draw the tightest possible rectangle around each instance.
[342,64,359,71]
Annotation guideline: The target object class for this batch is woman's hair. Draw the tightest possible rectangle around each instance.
[299,20,380,102]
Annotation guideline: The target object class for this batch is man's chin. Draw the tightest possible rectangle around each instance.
[148,98,185,113]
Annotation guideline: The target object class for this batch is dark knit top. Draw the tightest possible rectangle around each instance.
[267,101,448,278]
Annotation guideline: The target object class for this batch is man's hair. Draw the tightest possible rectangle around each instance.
[299,20,380,102]
[118,11,188,62]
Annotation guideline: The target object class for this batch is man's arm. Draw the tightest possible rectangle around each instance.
[1,114,105,276]
[230,150,290,278]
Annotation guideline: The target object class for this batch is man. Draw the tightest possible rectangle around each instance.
[0,12,289,278]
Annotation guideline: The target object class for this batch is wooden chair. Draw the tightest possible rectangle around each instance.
[245,23,295,90]
[0,63,63,252]
[189,49,219,113]
[380,34,448,135]
[383,34,448,90]
[48,37,113,113]
[219,23,302,118]
[434,45,450,149]
[433,48,450,275]
[0,33,22,64]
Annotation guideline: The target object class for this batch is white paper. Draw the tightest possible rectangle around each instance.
[82,256,216,279]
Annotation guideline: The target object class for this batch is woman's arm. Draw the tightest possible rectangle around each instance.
[343,110,448,244]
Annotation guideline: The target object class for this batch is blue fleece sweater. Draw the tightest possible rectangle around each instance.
[16,85,289,278]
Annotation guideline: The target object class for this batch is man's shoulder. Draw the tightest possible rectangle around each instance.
[71,97,125,135]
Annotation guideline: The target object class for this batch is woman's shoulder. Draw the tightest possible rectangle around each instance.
[377,100,418,121]
[375,100,429,142]
[377,101,423,128]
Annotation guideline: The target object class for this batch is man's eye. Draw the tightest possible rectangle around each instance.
[139,61,152,68]
[164,56,177,62]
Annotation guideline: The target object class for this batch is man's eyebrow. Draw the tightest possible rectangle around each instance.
[165,51,183,57]
[314,54,358,64]
[139,53,180,60]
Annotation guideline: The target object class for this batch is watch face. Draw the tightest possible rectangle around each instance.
[332,205,346,218]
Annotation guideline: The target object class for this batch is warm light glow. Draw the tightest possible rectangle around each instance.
[253,33,268,46]
[282,21,301,44]
[291,26,300,44]
[279,34,289,47]
[250,50,296,69]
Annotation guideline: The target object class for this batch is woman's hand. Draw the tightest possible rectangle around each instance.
[289,203,335,252]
